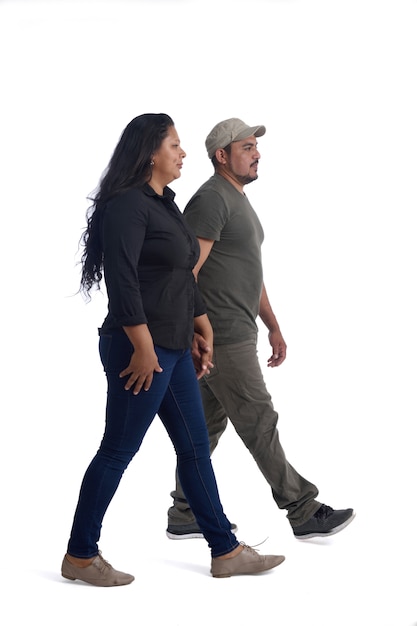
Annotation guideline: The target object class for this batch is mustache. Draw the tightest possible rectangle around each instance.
[251,160,259,167]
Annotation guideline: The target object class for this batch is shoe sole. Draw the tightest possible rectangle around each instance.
[294,510,356,540]
[166,524,238,540]
[166,531,204,540]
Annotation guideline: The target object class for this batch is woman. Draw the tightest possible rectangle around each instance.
[61,113,285,586]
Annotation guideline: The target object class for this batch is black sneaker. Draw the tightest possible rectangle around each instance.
[293,504,355,539]
[166,522,238,540]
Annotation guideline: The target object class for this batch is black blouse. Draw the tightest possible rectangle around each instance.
[100,184,206,350]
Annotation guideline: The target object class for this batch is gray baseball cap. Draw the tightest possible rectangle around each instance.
[205,118,266,158]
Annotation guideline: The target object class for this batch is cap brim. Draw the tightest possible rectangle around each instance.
[234,124,266,142]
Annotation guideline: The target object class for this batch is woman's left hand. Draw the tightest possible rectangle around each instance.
[192,332,214,379]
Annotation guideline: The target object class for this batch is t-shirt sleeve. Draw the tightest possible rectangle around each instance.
[183,190,229,241]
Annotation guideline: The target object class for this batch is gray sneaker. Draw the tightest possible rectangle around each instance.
[293,504,355,539]
[166,521,238,540]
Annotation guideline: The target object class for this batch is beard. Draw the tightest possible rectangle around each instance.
[235,161,259,186]
[236,171,258,186]
[235,161,259,185]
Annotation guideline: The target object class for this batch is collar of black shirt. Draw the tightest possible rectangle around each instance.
[143,183,176,202]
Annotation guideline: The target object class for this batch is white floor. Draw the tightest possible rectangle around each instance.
[4,324,417,625]
[1,1,416,624]
[4,408,417,626]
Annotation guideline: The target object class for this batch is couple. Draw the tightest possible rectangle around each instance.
[62,113,354,586]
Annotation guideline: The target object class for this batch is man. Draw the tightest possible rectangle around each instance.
[167,118,355,540]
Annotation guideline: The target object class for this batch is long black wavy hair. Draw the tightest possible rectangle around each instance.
[79,113,174,298]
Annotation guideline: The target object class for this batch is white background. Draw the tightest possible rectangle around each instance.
[1,1,416,624]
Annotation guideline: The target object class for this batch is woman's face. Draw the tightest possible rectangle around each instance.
[150,125,186,191]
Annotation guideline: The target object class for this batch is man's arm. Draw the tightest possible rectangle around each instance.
[191,237,216,376]
[193,237,215,278]
[259,284,287,367]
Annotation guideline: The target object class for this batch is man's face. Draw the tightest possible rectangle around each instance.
[225,135,261,186]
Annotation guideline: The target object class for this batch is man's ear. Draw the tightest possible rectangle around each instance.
[214,148,227,164]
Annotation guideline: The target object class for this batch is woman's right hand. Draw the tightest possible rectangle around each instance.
[119,349,162,394]
[120,324,163,394]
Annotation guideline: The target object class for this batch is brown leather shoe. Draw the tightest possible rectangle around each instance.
[211,544,285,578]
[61,552,135,587]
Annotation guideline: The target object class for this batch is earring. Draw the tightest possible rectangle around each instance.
[150,160,154,166]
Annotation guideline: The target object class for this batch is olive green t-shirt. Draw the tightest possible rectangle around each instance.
[183,174,264,345]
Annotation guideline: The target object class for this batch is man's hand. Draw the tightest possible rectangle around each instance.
[267,329,287,368]
[192,332,214,379]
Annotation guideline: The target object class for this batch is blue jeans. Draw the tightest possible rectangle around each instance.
[67,330,238,558]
